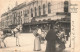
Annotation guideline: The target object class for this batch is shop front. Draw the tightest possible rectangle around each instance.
[22,20,57,33]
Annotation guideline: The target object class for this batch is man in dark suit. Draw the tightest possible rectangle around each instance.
[45,25,58,52]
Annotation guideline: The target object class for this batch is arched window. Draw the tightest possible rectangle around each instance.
[31,8,33,17]
[43,4,46,15]
[48,3,51,13]
[39,6,41,16]
[35,7,37,17]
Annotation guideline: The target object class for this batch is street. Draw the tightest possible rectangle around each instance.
[0,33,71,52]
[0,33,46,52]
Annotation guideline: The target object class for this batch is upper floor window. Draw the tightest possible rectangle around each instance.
[23,9,29,17]
[16,13,17,17]
[23,10,24,15]
[7,16,9,20]
[18,12,20,17]
[31,8,33,17]
[25,10,27,16]
[35,7,37,17]
[25,10,27,14]
[27,10,29,14]
[39,6,41,16]
[48,3,51,13]
[64,1,69,12]
[14,13,16,18]
[43,4,46,15]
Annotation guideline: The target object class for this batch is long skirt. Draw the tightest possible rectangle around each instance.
[34,36,41,51]
[45,41,56,52]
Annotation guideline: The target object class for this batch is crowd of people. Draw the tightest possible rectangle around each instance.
[33,24,70,52]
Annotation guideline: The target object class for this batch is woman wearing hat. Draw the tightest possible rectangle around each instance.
[33,28,41,51]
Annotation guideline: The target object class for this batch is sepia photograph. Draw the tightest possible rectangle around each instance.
[0,0,79,52]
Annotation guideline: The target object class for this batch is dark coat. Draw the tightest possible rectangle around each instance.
[45,29,57,41]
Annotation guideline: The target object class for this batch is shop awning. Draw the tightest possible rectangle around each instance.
[23,21,50,26]
[58,21,70,23]
[56,12,71,16]
[23,18,70,26]
[9,24,17,29]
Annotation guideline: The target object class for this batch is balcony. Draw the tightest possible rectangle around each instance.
[33,14,47,18]
[56,12,71,16]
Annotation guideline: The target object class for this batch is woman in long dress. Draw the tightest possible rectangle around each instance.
[33,29,41,51]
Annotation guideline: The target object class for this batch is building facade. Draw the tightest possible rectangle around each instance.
[1,0,70,33]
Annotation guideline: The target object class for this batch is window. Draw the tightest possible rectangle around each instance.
[31,8,33,17]
[14,13,16,17]
[25,10,27,16]
[16,13,17,17]
[64,1,69,12]
[18,12,20,17]
[48,3,51,13]
[23,10,25,16]
[27,10,29,14]
[35,7,37,17]
[25,10,27,14]
[39,6,41,16]
[43,4,46,15]
[21,11,22,16]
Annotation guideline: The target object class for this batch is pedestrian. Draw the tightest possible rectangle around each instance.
[45,25,58,52]
[33,28,41,51]
[56,28,66,52]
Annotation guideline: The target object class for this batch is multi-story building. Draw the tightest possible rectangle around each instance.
[10,2,27,28]
[1,0,71,34]
[22,0,71,33]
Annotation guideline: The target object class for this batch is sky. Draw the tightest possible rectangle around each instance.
[0,0,32,21]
